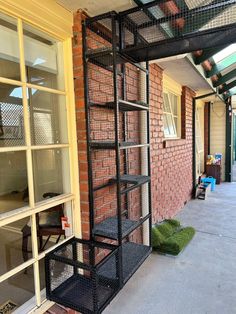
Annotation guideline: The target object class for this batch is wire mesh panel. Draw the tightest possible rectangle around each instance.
[81,10,152,312]
[97,225,151,284]
[120,0,236,61]
[45,238,120,314]
[123,0,236,44]
[92,146,150,241]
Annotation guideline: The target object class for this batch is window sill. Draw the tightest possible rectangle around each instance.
[163,138,186,148]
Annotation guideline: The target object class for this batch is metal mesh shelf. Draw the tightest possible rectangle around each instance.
[77,11,152,313]
[98,242,151,284]
[93,216,138,239]
[49,274,115,314]
[109,174,150,193]
[90,141,136,149]
[89,99,149,111]
[93,215,151,240]
[45,238,120,314]
[87,48,147,72]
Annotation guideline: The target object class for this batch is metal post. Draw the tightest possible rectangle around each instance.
[192,98,196,197]
[112,14,123,286]
[146,62,152,247]
[208,101,211,155]
[225,98,232,182]
[82,21,95,240]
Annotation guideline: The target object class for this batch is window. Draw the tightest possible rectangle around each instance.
[163,91,181,138]
[0,11,78,313]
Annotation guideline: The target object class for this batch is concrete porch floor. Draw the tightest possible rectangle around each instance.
[104,183,236,314]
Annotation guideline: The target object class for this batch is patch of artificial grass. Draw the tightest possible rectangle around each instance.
[151,227,165,248]
[151,219,195,256]
[151,219,180,248]
[160,227,195,256]
[165,219,181,228]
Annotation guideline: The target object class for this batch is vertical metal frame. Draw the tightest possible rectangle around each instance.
[146,61,152,246]
[192,98,196,197]
[82,10,152,305]
[111,13,124,286]
[225,97,232,182]
[82,20,95,240]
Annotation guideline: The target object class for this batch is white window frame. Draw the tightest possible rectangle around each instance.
[0,12,80,314]
[163,90,181,139]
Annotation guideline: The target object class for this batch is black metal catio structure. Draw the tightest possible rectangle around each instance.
[45,1,236,313]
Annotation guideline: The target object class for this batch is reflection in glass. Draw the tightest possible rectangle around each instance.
[0,151,28,215]
[0,13,20,80]
[24,23,64,90]
[0,266,35,310]
[36,201,72,253]
[28,89,68,145]
[0,217,32,276]
[32,148,70,202]
[0,84,25,147]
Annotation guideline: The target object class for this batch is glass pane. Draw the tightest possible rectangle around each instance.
[0,151,28,215]
[174,117,178,133]
[0,84,25,147]
[36,201,72,253]
[32,148,70,203]
[163,93,171,113]
[23,23,64,90]
[0,13,20,80]
[29,89,68,145]
[39,258,46,297]
[0,217,32,276]
[167,114,176,137]
[170,94,178,116]
[163,114,170,136]
[0,265,35,311]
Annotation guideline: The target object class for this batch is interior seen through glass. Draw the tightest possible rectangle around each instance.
[0,11,71,313]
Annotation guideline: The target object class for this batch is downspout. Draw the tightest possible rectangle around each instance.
[208,101,211,155]
[192,98,196,197]
[225,97,232,182]
[139,62,149,245]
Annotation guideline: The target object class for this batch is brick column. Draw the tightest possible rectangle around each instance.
[73,10,90,239]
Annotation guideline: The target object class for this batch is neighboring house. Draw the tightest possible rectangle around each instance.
[0,1,235,313]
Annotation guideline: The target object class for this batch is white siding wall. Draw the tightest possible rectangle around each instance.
[210,101,226,181]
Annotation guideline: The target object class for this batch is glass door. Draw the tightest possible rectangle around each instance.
[0,11,77,313]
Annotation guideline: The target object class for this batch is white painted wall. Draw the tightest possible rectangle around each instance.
[210,101,226,181]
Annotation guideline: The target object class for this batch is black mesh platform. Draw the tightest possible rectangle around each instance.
[90,141,136,149]
[98,242,151,283]
[50,274,115,313]
[109,174,150,194]
[87,48,147,71]
[45,238,120,314]
[110,174,150,186]
[90,100,149,111]
[93,216,139,239]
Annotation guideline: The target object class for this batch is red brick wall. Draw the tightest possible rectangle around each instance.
[73,11,90,239]
[149,64,194,223]
[73,11,195,234]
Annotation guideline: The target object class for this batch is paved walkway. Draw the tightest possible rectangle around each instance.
[104,183,236,314]
[232,162,236,182]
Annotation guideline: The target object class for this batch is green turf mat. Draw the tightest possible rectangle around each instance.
[152,220,195,256]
